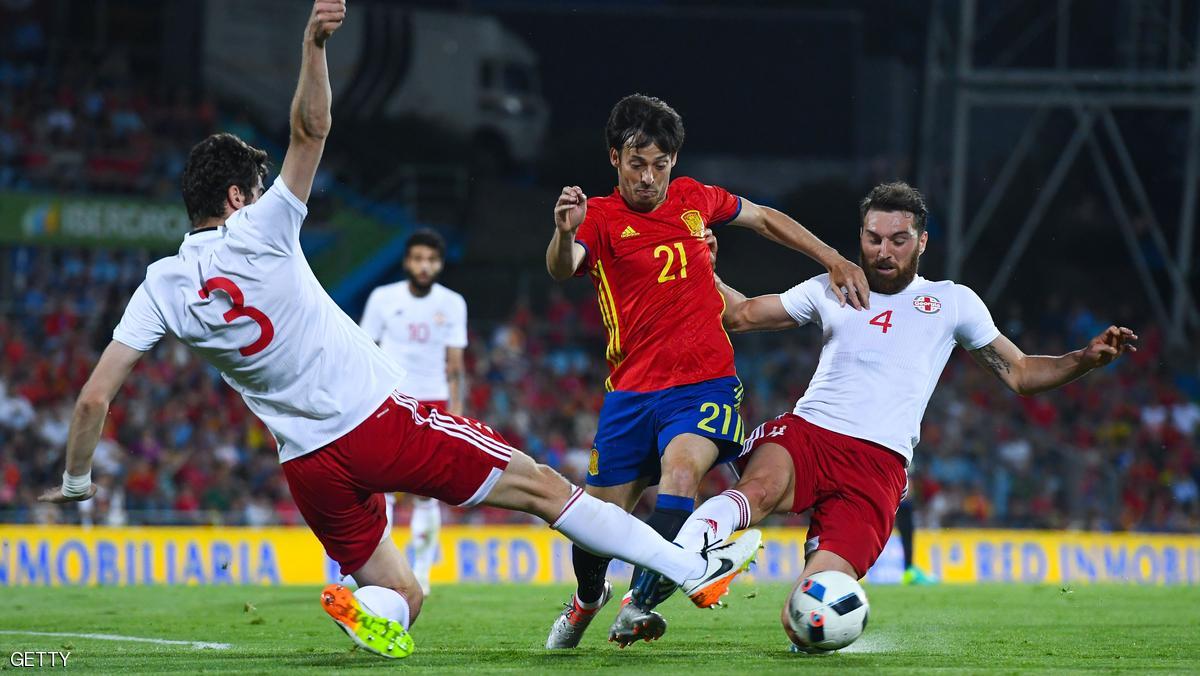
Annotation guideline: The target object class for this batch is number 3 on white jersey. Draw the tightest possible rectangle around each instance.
[198,276,276,356]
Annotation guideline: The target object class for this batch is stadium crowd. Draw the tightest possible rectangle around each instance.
[0,2,224,197]
[0,57,221,197]
[1,246,1197,534]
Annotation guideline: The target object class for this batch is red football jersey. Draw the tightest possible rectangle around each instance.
[574,176,742,392]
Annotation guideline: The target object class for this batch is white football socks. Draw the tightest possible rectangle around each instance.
[354,585,412,630]
[674,490,752,551]
[410,497,441,591]
[551,487,706,584]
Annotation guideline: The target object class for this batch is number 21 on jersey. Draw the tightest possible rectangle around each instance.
[654,242,688,283]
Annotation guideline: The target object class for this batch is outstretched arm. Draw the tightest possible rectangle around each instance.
[38,341,145,503]
[730,198,870,311]
[715,274,797,333]
[970,326,1138,396]
[279,0,345,204]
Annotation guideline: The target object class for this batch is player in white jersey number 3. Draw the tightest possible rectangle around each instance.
[360,228,468,595]
[685,181,1137,649]
[35,0,762,660]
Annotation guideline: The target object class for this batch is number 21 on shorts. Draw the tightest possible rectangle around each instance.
[697,401,744,441]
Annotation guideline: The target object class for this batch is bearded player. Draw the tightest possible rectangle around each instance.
[35,1,764,660]
[544,94,871,648]
[674,181,1137,648]
[360,228,467,595]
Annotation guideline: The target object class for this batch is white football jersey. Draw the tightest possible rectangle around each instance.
[359,281,467,402]
[113,178,406,462]
[779,273,1000,463]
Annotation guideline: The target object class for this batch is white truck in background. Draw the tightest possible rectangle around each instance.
[202,1,548,168]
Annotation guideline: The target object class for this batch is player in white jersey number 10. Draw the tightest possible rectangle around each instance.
[360,229,469,596]
[34,0,763,660]
[682,181,1136,653]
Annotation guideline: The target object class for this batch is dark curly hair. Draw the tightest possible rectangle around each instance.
[859,181,929,233]
[404,228,446,258]
[181,133,269,225]
[605,94,685,156]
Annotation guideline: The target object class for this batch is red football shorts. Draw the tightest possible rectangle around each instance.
[282,390,514,575]
[741,413,908,577]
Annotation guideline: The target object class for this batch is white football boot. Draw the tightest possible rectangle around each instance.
[680,529,764,608]
[545,580,613,649]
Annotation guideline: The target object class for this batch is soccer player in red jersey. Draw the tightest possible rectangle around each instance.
[681,181,1137,650]
[35,4,764,660]
[544,94,872,648]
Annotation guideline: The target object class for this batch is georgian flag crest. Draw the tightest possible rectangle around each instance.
[913,295,941,314]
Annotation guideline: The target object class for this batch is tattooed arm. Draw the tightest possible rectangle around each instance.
[969,327,1138,395]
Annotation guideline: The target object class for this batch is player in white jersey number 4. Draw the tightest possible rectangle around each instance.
[35,0,762,660]
[682,181,1136,650]
[360,229,469,596]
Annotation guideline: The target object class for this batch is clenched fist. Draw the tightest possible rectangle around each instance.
[309,0,346,47]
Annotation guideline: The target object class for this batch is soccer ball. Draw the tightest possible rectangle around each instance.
[784,570,869,653]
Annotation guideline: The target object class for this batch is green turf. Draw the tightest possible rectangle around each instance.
[1,583,1197,673]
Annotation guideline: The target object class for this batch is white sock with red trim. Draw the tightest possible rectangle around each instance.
[551,487,706,585]
[673,490,752,552]
[354,585,412,630]
[574,592,606,610]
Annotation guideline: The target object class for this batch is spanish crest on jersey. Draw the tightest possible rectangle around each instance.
[680,209,705,236]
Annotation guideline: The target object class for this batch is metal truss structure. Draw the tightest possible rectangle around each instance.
[918,0,1199,347]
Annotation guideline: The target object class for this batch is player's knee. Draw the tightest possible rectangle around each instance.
[737,478,784,518]
[511,457,573,521]
[530,462,576,518]
[401,583,424,622]
[801,549,860,579]
[485,451,577,522]
[658,457,704,495]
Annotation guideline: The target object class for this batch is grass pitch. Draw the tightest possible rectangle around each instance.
[1,583,1197,673]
